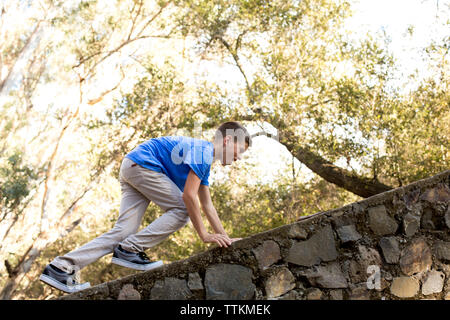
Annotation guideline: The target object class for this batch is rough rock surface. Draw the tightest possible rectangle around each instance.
[403,213,420,237]
[287,225,337,266]
[349,284,371,300]
[204,264,255,300]
[368,205,398,236]
[390,277,420,298]
[399,238,432,275]
[347,245,382,283]
[187,272,204,292]
[252,240,281,270]
[336,225,362,243]
[379,237,401,264]
[306,288,322,300]
[303,262,348,289]
[59,170,450,301]
[117,284,141,300]
[422,270,445,295]
[434,241,450,261]
[150,277,192,300]
[445,207,450,229]
[264,267,295,298]
[420,184,450,203]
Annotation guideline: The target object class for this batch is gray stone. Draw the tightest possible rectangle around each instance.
[204,264,255,300]
[419,183,450,203]
[288,223,308,240]
[65,282,108,300]
[277,290,300,300]
[329,289,343,300]
[118,284,141,300]
[150,278,192,300]
[264,268,296,298]
[287,225,337,267]
[434,241,450,261]
[352,202,367,213]
[403,213,420,237]
[359,245,383,264]
[347,245,382,283]
[349,285,371,300]
[407,202,423,218]
[403,189,421,210]
[187,272,204,292]
[399,238,432,275]
[368,205,398,236]
[379,237,400,264]
[445,206,450,229]
[252,240,281,270]
[331,210,345,218]
[422,270,445,295]
[306,288,322,300]
[421,208,436,229]
[304,262,348,289]
[390,277,420,298]
[336,225,362,243]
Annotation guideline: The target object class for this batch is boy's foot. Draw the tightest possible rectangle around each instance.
[39,264,90,293]
[112,245,163,271]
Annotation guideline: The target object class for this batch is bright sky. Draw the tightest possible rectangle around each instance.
[347,0,448,87]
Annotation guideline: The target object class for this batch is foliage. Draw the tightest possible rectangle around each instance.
[0,0,448,299]
[0,151,40,217]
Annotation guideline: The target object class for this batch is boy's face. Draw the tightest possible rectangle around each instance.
[221,136,248,166]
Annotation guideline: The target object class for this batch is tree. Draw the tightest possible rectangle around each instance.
[1,0,448,299]
[173,0,448,195]
[0,0,177,300]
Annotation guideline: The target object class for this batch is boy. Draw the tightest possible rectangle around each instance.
[39,121,252,293]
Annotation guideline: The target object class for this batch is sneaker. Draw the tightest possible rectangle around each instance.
[39,264,90,293]
[111,245,164,271]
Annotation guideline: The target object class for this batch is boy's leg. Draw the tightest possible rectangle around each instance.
[50,159,149,273]
[119,208,190,253]
[118,163,190,253]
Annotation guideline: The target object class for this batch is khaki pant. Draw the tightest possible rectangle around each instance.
[51,158,190,273]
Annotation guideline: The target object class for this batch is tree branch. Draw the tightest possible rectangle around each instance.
[87,67,125,105]
[279,129,393,198]
[209,112,393,198]
[217,36,255,104]
[73,1,173,71]
[0,20,43,94]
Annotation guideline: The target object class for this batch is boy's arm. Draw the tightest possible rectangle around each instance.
[183,169,232,247]
[198,184,242,243]
[198,184,227,236]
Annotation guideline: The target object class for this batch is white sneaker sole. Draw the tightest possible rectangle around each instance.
[39,274,90,293]
[111,257,164,271]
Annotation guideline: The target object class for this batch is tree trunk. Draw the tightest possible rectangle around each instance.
[235,114,394,198]
[0,133,137,299]
[212,29,394,198]
[280,129,393,198]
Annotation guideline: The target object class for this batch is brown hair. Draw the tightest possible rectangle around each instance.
[215,121,252,147]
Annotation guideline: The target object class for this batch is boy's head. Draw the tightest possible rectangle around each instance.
[213,121,252,166]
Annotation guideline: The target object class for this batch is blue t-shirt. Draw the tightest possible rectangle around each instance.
[125,136,214,192]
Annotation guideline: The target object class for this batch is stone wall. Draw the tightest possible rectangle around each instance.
[60,170,450,300]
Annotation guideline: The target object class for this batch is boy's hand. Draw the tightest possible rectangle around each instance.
[201,233,233,247]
